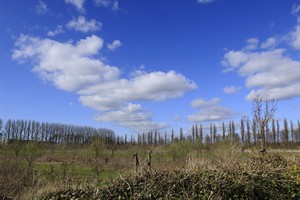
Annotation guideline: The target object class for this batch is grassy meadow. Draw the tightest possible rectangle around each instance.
[1,140,300,199]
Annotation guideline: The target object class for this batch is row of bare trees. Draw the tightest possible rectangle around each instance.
[128,117,299,147]
[131,96,298,148]
[1,117,298,147]
[0,119,115,145]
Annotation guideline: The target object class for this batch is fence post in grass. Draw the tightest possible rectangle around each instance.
[133,153,139,172]
[147,151,152,170]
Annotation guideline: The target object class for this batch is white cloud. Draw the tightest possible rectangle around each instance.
[292,4,300,15]
[107,40,122,50]
[245,38,259,50]
[223,86,241,94]
[197,0,215,4]
[289,21,300,49]
[12,34,117,92]
[246,83,300,101]
[67,16,102,33]
[221,51,248,68]
[65,0,85,13]
[191,97,220,108]
[94,0,110,7]
[94,0,119,10]
[222,48,300,101]
[261,37,277,49]
[189,98,235,122]
[79,70,198,110]
[94,103,167,131]
[289,4,300,49]
[47,25,64,37]
[12,35,197,132]
[112,1,119,11]
[36,1,48,15]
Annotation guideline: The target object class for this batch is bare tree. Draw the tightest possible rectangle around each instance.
[296,120,300,144]
[252,95,277,152]
[222,122,226,141]
[290,120,294,143]
[276,120,280,144]
[192,125,195,143]
[231,121,236,143]
[195,124,199,140]
[213,123,217,144]
[180,128,184,142]
[240,119,245,144]
[271,118,276,144]
[209,124,213,144]
[252,119,257,144]
[199,124,203,144]
[283,119,289,145]
[164,131,167,145]
[0,118,3,140]
[246,119,251,144]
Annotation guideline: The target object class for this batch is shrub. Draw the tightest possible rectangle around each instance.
[43,153,300,200]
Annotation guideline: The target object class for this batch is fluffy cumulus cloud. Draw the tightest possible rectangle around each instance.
[12,35,197,131]
[79,70,197,111]
[107,40,122,50]
[67,16,102,33]
[12,34,116,92]
[222,7,300,101]
[189,98,235,122]
[65,0,85,12]
[223,86,241,94]
[222,47,300,101]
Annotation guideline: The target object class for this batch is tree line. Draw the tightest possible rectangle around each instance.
[129,118,300,147]
[0,118,115,145]
[0,117,299,147]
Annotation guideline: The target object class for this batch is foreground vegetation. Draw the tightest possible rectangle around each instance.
[44,153,300,199]
[1,140,299,199]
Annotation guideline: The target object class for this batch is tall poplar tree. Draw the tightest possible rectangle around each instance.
[283,118,289,145]
[246,120,251,144]
[271,118,276,144]
[199,124,203,144]
[290,121,294,143]
[240,119,245,144]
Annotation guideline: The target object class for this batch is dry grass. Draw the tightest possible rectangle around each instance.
[43,145,300,199]
[1,142,300,199]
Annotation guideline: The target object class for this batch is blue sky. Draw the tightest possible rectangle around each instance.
[0,0,299,136]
